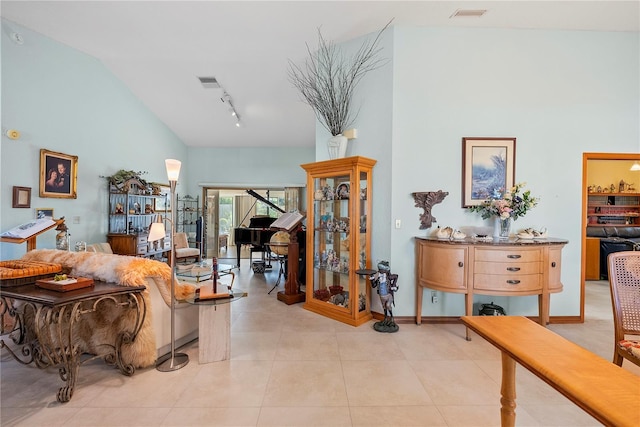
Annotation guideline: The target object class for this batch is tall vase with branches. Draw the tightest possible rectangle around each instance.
[288,20,392,159]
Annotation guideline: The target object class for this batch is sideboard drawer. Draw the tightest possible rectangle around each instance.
[474,261,541,275]
[475,248,541,263]
[474,273,542,292]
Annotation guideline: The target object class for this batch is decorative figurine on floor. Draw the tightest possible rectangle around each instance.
[368,260,399,333]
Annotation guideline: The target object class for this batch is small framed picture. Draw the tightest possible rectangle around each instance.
[12,186,31,208]
[336,182,350,200]
[462,137,516,207]
[36,208,54,219]
[39,149,78,199]
[153,183,171,212]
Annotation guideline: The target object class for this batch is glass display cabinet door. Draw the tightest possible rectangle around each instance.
[311,175,351,306]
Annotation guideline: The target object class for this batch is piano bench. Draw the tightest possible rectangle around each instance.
[249,245,267,265]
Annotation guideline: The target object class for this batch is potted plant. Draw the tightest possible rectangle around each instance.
[288,20,392,159]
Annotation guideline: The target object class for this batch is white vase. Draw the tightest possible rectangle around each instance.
[327,134,348,159]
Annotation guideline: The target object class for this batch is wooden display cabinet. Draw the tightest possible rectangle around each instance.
[301,156,376,326]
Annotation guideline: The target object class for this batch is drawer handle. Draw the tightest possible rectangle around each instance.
[507,280,521,285]
[551,262,557,268]
[507,267,520,272]
[458,262,464,267]
[507,254,521,259]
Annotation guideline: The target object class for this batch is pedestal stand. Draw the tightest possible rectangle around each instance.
[277,233,305,305]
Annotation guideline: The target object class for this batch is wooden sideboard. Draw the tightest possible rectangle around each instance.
[415,236,568,334]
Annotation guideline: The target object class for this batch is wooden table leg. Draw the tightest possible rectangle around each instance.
[500,352,517,427]
[416,286,423,325]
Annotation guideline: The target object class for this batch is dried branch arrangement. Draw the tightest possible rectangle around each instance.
[288,19,393,136]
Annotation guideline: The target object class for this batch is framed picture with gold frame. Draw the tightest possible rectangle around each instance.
[39,149,78,199]
[462,137,516,207]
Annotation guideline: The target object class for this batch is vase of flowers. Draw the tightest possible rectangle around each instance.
[469,183,539,239]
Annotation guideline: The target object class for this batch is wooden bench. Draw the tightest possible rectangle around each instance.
[461,316,640,427]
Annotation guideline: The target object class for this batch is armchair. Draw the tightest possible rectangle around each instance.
[607,251,640,368]
[173,232,200,264]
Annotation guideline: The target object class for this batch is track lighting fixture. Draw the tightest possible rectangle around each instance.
[220,91,241,127]
[198,76,242,127]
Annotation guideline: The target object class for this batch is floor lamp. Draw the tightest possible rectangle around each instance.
[148,159,189,372]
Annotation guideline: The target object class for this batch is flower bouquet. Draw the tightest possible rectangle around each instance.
[468,183,539,221]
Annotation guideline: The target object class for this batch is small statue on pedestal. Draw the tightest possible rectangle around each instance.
[368,260,399,333]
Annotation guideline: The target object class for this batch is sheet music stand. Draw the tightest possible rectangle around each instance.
[269,212,306,305]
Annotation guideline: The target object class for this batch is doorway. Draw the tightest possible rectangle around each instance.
[202,187,303,264]
[581,152,640,322]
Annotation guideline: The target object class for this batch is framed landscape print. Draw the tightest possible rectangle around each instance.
[39,149,78,199]
[462,137,516,207]
[36,208,54,219]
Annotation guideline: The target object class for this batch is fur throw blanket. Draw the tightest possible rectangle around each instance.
[20,250,196,368]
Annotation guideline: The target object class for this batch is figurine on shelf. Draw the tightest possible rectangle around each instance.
[368,260,399,333]
[114,203,124,214]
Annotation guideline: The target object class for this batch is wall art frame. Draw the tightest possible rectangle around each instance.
[12,186,31,208]
[462,137,516,207]
[36,208,54,219]
[153,183,171,212]
[39,149,78,199]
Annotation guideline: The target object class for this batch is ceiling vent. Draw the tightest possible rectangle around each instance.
[198,76,220,89]
[450,9,487,18]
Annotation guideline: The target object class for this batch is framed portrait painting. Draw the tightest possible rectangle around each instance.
[39,149,78,199]
[462,137,516,207]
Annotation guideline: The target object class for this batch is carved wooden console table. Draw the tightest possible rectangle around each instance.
[415,236,568,339]
[0,282,146,402]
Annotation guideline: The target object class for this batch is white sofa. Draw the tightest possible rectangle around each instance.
[20,249,199,367]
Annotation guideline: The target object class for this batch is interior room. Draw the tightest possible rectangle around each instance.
[1,2,639,426]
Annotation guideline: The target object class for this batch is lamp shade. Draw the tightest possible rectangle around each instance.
[165,159,181,181]
[630,162,640,171]
[148,215,166,242]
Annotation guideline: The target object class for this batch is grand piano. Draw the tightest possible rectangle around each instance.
[233,190,305,283]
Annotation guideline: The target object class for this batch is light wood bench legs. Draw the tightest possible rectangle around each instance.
[500,353,517,427]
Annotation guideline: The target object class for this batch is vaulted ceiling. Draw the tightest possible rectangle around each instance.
[2,1,638,148]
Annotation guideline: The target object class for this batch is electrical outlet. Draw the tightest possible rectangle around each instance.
[431,291,438,304]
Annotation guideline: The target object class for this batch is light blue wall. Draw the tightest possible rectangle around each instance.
[187,147,312,191]
[325,25,639,317]
[0,19,314,261]
[0,19,188,260]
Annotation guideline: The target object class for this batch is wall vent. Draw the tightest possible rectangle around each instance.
[450,9,487,18]
[198,76,220,89]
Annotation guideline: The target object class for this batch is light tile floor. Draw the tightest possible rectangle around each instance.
[2,261,638,426]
